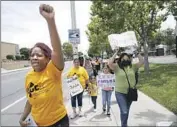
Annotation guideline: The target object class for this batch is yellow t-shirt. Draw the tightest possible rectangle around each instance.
[88,83,98,96]
[67,66,89,89]
[25,61,67,126]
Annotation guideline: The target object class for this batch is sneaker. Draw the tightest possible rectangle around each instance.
[103,108,106,112]
[107,111,111,116]
[70,112,77,119]
[93,108,97,112]
[78,111,84,117]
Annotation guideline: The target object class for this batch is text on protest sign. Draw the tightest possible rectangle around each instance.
[108,31,138,50]
[67,77,83,97]
[97,74,116,88]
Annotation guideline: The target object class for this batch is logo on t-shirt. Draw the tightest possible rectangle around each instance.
[27,82,39,98]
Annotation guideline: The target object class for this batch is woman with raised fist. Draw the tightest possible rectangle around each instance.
[19,4,69,127]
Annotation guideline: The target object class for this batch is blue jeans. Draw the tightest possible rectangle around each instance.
[115,92,132,127]
[71,92,83,108]
[102,90,112,112]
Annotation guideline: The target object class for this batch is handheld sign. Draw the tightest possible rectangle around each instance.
[97,74,116,89]
[26,115,37,127]
[108,31,138,50]
[67,76,83,97]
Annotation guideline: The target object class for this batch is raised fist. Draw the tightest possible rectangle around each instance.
[39,4,55,20]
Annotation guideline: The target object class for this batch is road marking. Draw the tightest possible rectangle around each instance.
[1,71,69,112]
[1,96,26,112]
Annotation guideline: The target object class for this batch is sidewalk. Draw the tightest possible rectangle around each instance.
[65,89,177,126]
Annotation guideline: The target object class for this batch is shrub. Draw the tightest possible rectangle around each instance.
[21,55,25,60]
[6,55,14,60]
[15,55,21,60]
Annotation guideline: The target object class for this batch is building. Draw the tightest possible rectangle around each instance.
[1,41,20,60]
[155,44,168,56]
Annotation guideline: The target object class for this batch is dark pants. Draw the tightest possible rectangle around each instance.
[71,92,83,107]
[96,65,100,71]
[91,96,97,109]
[115,92,132,127]
[49,114,69,127]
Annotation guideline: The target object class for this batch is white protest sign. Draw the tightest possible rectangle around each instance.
[108,31,138,50]
[67,76,83,97]
[26,115,37,127]
[97,74,116,89]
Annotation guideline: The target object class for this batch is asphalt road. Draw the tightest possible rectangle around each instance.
[1,61,72,126]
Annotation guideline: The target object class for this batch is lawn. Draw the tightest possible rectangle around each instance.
[137,64,177,115]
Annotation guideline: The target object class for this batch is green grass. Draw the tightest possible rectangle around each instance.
[137,64,177,115]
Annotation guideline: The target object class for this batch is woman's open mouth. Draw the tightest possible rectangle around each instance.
[32,62,39,66]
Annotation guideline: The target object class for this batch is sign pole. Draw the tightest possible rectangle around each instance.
[70,1,78,57]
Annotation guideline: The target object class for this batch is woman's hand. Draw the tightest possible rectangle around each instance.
[39,4,55,21]
[19,119,30,127]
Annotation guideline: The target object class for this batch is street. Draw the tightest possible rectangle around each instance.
[1,61,72,126]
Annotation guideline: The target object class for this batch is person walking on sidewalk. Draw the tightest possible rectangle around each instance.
[95,57,101,72]
[67,58,89,119]
[19,4,69,127]
[101,65,114,116]
[84,57,94,91]
[88,75,98,112]
[108,49,144,127]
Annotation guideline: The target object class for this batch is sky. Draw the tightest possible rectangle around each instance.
[1,1,176,54]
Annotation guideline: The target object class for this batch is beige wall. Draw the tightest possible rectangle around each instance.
[1,42,20,60]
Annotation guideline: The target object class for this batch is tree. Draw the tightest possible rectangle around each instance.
[87,1,169,74]
[149,28,175,50]
[167,1,177,20]
[62,42,73,59]
[86,16,112,57]
[161,28,175,48]
[20,48,30,60]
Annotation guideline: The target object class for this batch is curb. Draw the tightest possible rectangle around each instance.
[138,90,177,117]
[1,67,32,74]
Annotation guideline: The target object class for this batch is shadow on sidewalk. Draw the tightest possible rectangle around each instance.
[89,112,112,122]
[134,109,176,123]
[69,115,86,125]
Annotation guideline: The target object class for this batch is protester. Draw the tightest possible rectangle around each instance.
[84,57,94,90]
[67,58,89,119]
[108,49,144,127]
[95,57,100,72]
[88,75,98,112]
[84,57,94,77]
[79,55,84,67]
[92,64,98,77]
[19,4,69,127]
[101,65,114,116]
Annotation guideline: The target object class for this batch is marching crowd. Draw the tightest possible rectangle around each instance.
[19,4,144,127]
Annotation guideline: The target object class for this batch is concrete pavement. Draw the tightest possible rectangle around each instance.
[1,59,177,126]
[133,55,177,64]
[148,55,177,64]
[65,90,177,126]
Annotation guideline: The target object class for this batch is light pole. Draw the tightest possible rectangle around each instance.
[175,16,177,58]
[70,1,78,57]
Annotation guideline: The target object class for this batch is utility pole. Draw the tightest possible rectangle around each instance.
[175,17,177,58]
[70,1,78,57]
